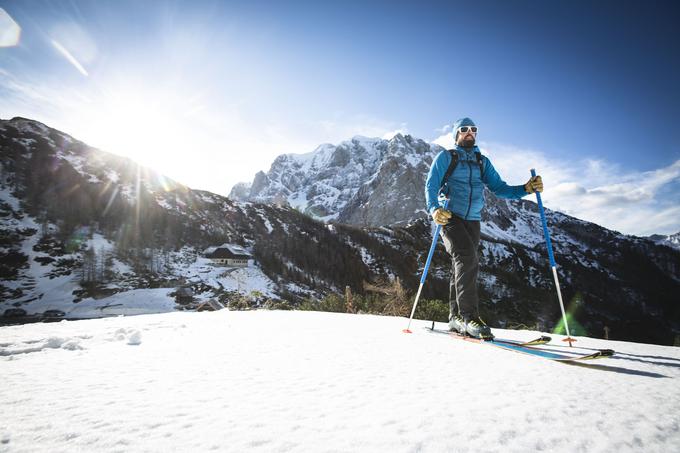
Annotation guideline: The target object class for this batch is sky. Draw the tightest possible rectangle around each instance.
[0,0,679,236]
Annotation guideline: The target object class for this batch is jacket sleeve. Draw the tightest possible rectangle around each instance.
[425,150,450,214]
[482,157,527,199]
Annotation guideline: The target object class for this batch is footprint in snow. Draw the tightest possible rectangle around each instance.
[112,328,142,345]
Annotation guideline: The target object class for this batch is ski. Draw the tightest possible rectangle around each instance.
[427,327,551,346]
[482,340,615,362]
[426,327,614,362]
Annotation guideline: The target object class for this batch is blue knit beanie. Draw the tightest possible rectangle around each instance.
[453,117,476,131]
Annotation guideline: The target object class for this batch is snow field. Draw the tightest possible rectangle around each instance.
[1,310,679,453]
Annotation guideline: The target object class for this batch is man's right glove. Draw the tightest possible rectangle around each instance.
[524,175,543,194]
[432,208,452,225]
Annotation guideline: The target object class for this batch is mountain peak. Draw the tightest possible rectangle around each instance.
[229,133,441,224]
[4,116,51,135]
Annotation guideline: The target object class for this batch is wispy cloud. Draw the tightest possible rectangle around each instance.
[432,131,455,149]
[434,124,452,135]
[382,126,409,140]
[311,115,407,144]
[463,138,680,237]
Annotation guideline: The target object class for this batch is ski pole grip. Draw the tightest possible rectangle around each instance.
[530,169,557,268]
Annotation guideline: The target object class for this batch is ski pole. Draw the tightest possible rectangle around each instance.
[530,169,575,346]
[403,197,450,333]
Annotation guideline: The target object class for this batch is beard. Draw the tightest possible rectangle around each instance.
[459,136,476,148]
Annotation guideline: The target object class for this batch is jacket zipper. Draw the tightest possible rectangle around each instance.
[464,158,473,219]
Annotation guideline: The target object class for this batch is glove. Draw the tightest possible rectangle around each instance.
[524,175,543,194]
[432,208,452,225]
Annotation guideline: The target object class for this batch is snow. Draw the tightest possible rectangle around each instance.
[105,169,120,183]
[13,137,36,147]
[403,151,422,167]
[59,151,86,174]
[1,310,679,452]
[0,185,21,211]
[0,184,277,315]
[0,188,82,313]
[155,197,173,210]
[254,208,274,233]
[287,190,308,211]
[69,288,177,318]
[172,257,277,299]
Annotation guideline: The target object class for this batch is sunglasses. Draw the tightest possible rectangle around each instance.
[458,126,478,133]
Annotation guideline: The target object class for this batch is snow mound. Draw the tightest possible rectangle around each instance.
[0,335,85,357]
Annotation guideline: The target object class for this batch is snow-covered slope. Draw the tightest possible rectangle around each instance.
[1,310,679,452]
[0,181,278,317]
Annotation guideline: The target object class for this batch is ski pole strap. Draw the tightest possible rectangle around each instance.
[531,168,557,268]
[420,197,450,285]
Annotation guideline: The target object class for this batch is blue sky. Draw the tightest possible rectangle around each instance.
[1,0,679,235]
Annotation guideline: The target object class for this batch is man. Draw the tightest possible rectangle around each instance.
[425,117,543,339]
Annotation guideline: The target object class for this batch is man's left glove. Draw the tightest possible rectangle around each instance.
[524,175,543,194]
[432,208,452,225]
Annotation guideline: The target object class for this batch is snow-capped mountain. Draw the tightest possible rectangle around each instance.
[2,117,679,346]
[229,134,441,226]
[647,232,680,251]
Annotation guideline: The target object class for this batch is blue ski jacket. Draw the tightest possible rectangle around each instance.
[425,145,527,221]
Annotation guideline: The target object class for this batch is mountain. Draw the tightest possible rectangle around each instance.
[229,134,441,226]
[647,232,680,251]
[3,310,679,452]
[1,117,679,345]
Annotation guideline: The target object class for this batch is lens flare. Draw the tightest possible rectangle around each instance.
[0,8,21,47]
[51,39,89,76]
[551,292,588,336]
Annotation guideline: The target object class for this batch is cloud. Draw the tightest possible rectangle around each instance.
[435,124,452,134]
[432,131,455,149]
[312,115,408,144]
[382,127,409,140]
[475,141,680,236]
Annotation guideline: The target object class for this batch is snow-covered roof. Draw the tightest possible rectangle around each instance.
[204,243,251,259]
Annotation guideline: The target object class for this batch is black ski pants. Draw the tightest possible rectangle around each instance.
[440,215,480,321]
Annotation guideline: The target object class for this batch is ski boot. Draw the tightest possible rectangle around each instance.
[466,318,494,340]
[448,315,467,334]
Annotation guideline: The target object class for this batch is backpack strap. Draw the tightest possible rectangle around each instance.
[439,149,486,197]
[439,150,459,197]
[475,151,485,180]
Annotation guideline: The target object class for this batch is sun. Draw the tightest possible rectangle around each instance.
[72,85,205,187]
[87,93,182,164]
[65,80,245,195]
